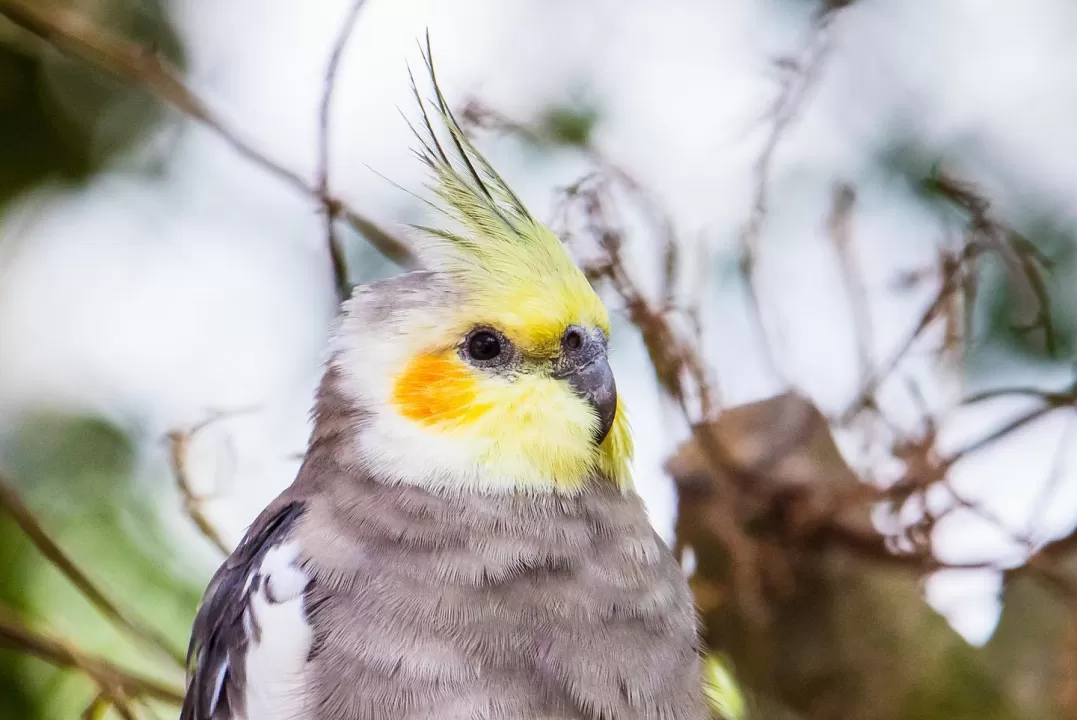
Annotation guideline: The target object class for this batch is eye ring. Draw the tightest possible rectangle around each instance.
[564,327,584,351]
[466,330,502,362]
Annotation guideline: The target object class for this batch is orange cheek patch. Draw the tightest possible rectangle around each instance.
[391,352,491,428]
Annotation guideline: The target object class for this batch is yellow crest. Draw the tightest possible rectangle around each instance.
[407,41,610,356]
[395,40,633,490]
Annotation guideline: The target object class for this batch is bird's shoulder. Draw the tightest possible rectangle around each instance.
[181,499,312,720]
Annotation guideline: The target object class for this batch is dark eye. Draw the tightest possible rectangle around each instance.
[467,331,501,361]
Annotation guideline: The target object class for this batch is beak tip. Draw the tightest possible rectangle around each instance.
[561,348,618,447]
[593,393,617,445]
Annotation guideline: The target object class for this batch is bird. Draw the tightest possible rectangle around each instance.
[180,42,708,720]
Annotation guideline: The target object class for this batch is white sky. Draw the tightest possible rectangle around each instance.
[4,0,1077,646]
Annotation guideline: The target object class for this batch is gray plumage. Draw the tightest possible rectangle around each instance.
[181,272,708,720]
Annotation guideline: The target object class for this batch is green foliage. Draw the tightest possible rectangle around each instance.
[900,644,1011,720]
[2,412,201,718]
[0,518,40,719]
[0,0,184,209]
[537,102,599,148]
[8,413,134,490]
[977,222,1077,363]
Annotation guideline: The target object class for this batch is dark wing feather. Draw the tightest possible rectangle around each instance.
[180,501,306,720]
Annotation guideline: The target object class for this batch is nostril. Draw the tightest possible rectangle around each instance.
[564,328,584,351]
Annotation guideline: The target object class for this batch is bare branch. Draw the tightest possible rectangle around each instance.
[0,0,416,270]
[737,20,834,386]
[466,73,1077,623]
[827,183,874,387]
[0,605,184,706]
[317,0,370,301]
[929,172,1057,354]
[840,245,974,423]
[166,429,232,556]
[0,474,185,668]
[945,402,1069,467]
[962,382,1077,406]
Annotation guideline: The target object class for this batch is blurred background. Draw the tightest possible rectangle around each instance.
[2,0,1077,717]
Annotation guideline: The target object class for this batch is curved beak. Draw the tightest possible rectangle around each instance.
[564,354,618,445]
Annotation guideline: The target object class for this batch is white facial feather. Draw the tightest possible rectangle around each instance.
[329,280,567,495]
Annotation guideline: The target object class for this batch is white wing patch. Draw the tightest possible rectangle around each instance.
[239,542,314,720]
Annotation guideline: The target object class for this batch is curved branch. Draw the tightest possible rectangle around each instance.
[0,474,185,668]
[0,605,184,705]
[0,0,416,270]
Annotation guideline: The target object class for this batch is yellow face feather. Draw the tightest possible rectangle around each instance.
[384,44,633,492]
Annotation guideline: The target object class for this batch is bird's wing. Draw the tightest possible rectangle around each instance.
[181,501,313,720]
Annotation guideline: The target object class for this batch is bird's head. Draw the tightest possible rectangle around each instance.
[323,47,632,495]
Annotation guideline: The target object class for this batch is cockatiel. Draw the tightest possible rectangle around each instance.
[180,46,707,720]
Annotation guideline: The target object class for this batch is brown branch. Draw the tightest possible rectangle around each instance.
[840,172,1056,425]
[317,0,370,301]
[827,183,874,387]
[943,480,1034,550]
[737,21,834,386]
[839,245,973,423]
[475,83,1077,625]
[166,430,232,556]
[929,172,1057,355]
[0,605,184,706]
[819,508,1077,602]
[550,174,771,615]
[945,402,1069,467]
[0,0,416,270]
[817,518,998,572]
[467,81,1077,634]
[460,103,682,275]
[962,382,1077,406]
[0,474,185,668]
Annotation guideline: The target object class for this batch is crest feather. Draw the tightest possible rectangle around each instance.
[408,37,533,239]
[407,38,603,321]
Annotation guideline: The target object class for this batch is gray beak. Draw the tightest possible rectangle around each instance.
[564,354,618,445]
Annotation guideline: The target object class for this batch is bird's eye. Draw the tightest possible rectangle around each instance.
[467,330,502,361]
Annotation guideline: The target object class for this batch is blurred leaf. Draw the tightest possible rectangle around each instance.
[703,653,748,720]
[537,102,599,148]
[900,645,1010,720]
[0,517,41,720]
[2,411,200,718]
[0,0,184,206]
[7,413,133,489]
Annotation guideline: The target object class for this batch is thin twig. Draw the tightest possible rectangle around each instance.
[0,605,184,706]
[0,474,185,668]
[0,0,416,270]
[166,430,232,556]
[737,20,834,386]
[827,183,874,387]
[945,403,1066,467]
[929,172,1056,355]
[840,247,972,423]
[164,407,259,555]
[317,0,370,301]
[962,382,1077,406]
